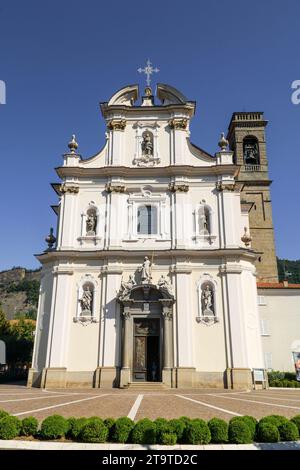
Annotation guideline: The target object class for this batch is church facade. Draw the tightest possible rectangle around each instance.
[28,83,266,390]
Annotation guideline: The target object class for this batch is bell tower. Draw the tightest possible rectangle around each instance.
[227,112,278,282]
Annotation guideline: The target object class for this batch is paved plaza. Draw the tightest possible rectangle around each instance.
[0,385,300,422]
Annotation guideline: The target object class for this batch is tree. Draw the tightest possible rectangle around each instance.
[0,305,10,336]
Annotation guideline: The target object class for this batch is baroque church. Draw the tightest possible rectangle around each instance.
[28,81,278,390]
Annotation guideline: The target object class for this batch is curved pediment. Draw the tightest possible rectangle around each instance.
[156,83,188,105]
[108,84,139,106]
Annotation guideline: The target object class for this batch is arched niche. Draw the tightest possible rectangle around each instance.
[74,274,98,325]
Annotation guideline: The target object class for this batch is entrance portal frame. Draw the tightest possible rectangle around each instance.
[118,283,175,388]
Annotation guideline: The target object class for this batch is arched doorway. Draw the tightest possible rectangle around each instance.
[117,283,175,387]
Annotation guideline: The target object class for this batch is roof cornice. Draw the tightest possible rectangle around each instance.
[36,247,258,264]
[55,164,239,179]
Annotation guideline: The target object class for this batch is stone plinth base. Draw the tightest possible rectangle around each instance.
[175,367,196,388]
[95,367,119,388]
[162,368,173,387]
[120,367,130,388]
[42,367,67,388]
[27,368,43,388]
[228,368,253,390]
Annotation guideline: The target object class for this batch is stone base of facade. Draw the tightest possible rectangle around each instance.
[227,367,253,390]
[27,368,43,388]
[95,367,119,388]
[193,371,226,388]
[120,367,131,388]
[42,367,67,388]
[27,367,257,390]
[174,367,196,388]
[162,368,173,387]
[66,371,95,388]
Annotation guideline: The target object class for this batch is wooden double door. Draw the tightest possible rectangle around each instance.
[133,318,161,382]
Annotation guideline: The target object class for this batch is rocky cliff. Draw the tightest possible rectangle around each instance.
[0,267,41,320]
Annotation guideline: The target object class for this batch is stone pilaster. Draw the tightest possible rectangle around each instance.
[120,308,131,387]
[161,303,174,387]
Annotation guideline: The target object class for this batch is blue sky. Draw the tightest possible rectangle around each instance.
[0,0,299,270]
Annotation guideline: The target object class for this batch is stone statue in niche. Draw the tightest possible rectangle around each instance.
[140,256,152,283]
[157,275,174,298]
[199,207,210,235]
[201,284,214,315]
[80,285,93,315]
[141,132,153,156]
[244,140,259,164]
[86,211,97,235]
[119,275,136,300]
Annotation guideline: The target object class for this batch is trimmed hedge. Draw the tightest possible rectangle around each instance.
[268,371,300,388]
[228,420,252,444]
[131,418,156,444]
[185,419,211,445]
[169,419,186,442]
[230,416,257,440]
[259,415,288,428]
[256,423,279,443]
[21,417,38,437]
[161,432,177,445]
[0,409,9,420]
[66,417,88,440]
[208,418,228,443]
[278,421,299,441]
[79,417,108,443]
[40,415,69,440]
[0,416,20,440]
[0,409,299,444]
[291,415,300,433]
[111,417,134,443]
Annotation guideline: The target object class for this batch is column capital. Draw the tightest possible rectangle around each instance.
[122,308,131,319]
[162,307,173,319]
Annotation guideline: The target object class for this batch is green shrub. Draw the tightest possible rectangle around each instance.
[268,371,300,388]
[230,416,257,440]
[154,418,171,443]
[169,419,186,442]
[0,416,21,440]
[79,417,108,443]
[259,415,288,429]
[179,416,192,426]
[66,417,77,438]
[131,418,156,445]
[278,421,299,441]
[185,419,211,445]
[291,415,300,432]
[104,417,116,440]
[66,417,88,440]
[104,417,115,430]
[0,409,9,419]
[208,418,228,443]
[21,416,39,437]
[111,417,134,443]
[228,420,252,444]
[160,432,177,445]
[40,415,68,440]
[256,423,279,443]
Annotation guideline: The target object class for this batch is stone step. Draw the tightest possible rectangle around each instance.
[124,382,167,390]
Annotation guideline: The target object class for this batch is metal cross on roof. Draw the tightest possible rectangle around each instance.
[137,59,159,87]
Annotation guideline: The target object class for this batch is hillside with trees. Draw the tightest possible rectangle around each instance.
[277,259,300,283]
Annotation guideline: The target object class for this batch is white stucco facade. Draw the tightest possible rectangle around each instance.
[258,284,300,373]
[29,84,265,390]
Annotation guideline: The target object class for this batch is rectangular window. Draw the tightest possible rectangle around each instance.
[137,205,157,235]
[260,318,270,336]
[257,295,266,306]
[264,352,272,370]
